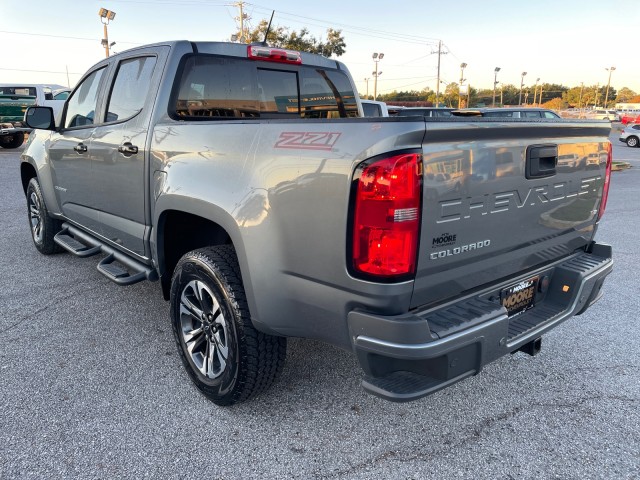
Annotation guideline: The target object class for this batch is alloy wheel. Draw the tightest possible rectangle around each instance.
[179,279,229,380]
[29,192,43,243]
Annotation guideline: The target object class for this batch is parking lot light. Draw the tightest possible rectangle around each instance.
[372,52,384,100]
[99,7,116,58]
[519,71,527,105]
[492,67,500,107]
[604,67,616,108]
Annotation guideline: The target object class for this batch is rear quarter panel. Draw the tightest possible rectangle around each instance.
[151,117,425,347]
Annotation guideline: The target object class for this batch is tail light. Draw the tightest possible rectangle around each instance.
[597,141,612,221]
[352,152,422,279]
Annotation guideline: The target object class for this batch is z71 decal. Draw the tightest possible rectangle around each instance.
[275,132,341,151]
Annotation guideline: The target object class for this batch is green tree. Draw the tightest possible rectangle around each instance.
[242,20,346,57]
[542,97,568,110]
[533,83,568,105]
[614,87,637,103]
[379,89,431,103]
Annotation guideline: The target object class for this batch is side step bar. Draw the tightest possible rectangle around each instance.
[54,223,158,286]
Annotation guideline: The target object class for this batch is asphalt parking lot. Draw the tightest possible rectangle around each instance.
[1,127,639,479]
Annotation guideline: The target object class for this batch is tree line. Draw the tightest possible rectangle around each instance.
[370,84,639,109]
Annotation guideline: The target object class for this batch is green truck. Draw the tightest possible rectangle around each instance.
[0,86,36,149]
[1,84,70,149]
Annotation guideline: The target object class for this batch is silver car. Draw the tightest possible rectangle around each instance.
[619,124,640,147]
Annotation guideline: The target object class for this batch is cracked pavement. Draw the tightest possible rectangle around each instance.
[1,129,639,479]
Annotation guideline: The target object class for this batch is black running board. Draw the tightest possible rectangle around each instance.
[54,223,158,286]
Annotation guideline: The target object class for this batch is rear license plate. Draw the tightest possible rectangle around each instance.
[500,277,538,317]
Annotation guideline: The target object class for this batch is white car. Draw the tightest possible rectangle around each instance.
[586,109,619,121]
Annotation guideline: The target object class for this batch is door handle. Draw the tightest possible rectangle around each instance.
[526,144,557,179]
[73,143,88,154]
[118,142,139,156]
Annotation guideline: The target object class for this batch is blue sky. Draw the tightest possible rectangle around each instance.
[1,0,638,96]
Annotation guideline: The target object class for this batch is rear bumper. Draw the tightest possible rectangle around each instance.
[348,242,613,402]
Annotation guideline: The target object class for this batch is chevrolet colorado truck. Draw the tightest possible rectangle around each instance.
[20,41,613,406]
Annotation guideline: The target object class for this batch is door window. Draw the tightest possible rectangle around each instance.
[65,68,106,128]
[105,56,157,122]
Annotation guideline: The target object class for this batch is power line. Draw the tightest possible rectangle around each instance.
[0,67,84,75]
[245,3,441,46]
[0,30,141,45]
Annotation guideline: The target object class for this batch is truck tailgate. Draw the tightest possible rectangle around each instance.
[411,120,611,308]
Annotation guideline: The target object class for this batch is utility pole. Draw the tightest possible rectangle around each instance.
[578,82,584,109]
[435,40,445,107]
[364,78,370,98]
[594,83,600,107]
[233,1,249,43]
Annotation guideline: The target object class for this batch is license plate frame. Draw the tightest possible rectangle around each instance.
[500,276,539,317]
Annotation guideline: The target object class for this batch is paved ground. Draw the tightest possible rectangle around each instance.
[1,127,639,479]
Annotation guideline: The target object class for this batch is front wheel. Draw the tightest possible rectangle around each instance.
[170,245,286,406]
[626,136,639,148]
[0,132,25,149]
[26,178,63,254]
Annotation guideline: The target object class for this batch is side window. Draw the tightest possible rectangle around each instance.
[522,111,541,118]
[362,103,381,117]
[54,91,70,101]
[65,68,105,128]
[484,111,513,117]
[105,56,157,122]
[299,68,358,118]
[543,111,558,119]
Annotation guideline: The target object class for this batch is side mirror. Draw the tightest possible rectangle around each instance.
[24,106,55,130]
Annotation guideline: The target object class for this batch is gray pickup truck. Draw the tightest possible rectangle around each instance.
[20,41,613,406]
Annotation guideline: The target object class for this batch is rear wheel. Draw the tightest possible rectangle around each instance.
[170,245,286,406]
[626,136,639,148]
[26,178,63,254]
[0,132,25,149]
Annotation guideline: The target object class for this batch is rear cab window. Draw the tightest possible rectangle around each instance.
[172,54,358,120]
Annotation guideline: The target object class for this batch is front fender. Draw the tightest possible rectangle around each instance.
[20,130,61,215]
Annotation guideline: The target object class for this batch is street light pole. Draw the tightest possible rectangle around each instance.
[364,78,370,98]
[519,71,527,105]
[604,66,616,108]
[533,77,540,106]
[458,62,467,108]
[372,52,384,101]
[492,67,500,107]
[98,7,116,58]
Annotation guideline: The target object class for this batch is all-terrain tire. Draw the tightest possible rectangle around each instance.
[26,178,64,254]
[170,245,287,406]
[0,132,25,149]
